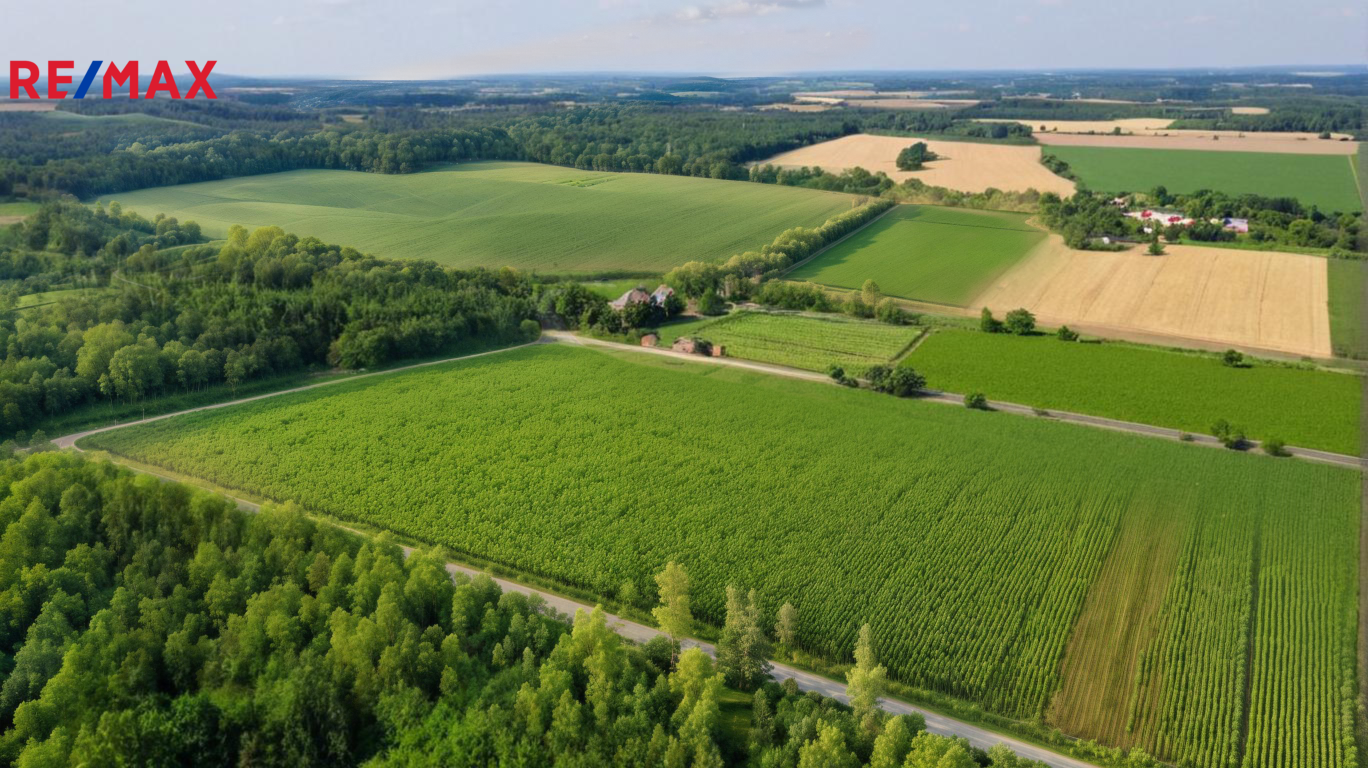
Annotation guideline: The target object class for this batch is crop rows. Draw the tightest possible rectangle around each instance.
[84,344,1361,759]
[906,330,1361,455]
[679,311,920,374]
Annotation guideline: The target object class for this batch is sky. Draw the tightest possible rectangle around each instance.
[4,0,1364,80]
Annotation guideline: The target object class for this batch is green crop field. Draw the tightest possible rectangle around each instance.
[1046,146,1363,213]
[1329,259,1367,360]
[97,161,856,272]
[656,311,920,374]
[786,205,1044,306]
[906,329,1360,454]
[84,343,1359,768]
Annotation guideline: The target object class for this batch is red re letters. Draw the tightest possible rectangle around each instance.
[8,61,39,99]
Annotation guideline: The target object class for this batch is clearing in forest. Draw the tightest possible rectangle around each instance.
[83,342,1360,768]
[97,161,856,273]
[972,237,1334,358]
[756,134,1076,195]
[788,205,1045,306]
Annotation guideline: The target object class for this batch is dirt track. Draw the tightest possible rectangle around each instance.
[972,237,1333,359]
[758,134,1076,195]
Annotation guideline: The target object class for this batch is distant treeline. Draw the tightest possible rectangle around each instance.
[1169,100,1365,135]
[2,104,1039,200]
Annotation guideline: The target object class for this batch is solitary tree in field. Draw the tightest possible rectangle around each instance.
[776,602,798,648]
[653,561,693,666]
[846,623,887,738]
[895,142,936,171]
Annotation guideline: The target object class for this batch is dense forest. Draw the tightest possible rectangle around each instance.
[0,451,1056,767]
[0,203,537,438]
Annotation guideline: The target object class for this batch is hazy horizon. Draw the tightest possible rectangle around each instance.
[3,0,1364,81]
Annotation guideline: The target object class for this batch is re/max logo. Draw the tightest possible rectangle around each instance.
[8,61,216,100]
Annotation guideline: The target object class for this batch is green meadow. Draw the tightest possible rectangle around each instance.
[1047,146,1362,213]
[98,161,856,273]
[655,310,921,374]
[1329,259,1367,360]
[786,205,1044,306]
[906,329,1361,454]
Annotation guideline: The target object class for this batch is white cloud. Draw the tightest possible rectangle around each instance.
[673,0,825,22]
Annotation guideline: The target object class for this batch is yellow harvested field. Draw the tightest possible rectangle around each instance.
[979,117,1176,134]
[757,134,1076,195]
[849,98,980,109]
[1036,130,1357,155]
[1230,106,1271,115]
[972,238,1332,357]
[0,101,57,112]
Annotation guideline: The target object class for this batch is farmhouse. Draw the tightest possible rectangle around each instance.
[611,284,677,310]
[610,287,651,310]
[1124,208,1193,227]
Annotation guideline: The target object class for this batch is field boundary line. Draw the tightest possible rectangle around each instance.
[65,441,1101,768]
[554,331,1360,469]
[777,202,900,279]
[53,339,541,450]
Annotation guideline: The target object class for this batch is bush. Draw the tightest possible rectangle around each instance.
[979,307,1002,333]
[868,365,925,397]
[843,291,873,318]
[874,297,906,325]
[1221,349,1247,368]
[825,364,856,387]
[520,319,542,341]
[1262,438,1290,457]
[1004,308,1036,335]
[1056,325,1079,342]
[1211,418,1248,450]
[965,392,990,410]
[697,288,726,315]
